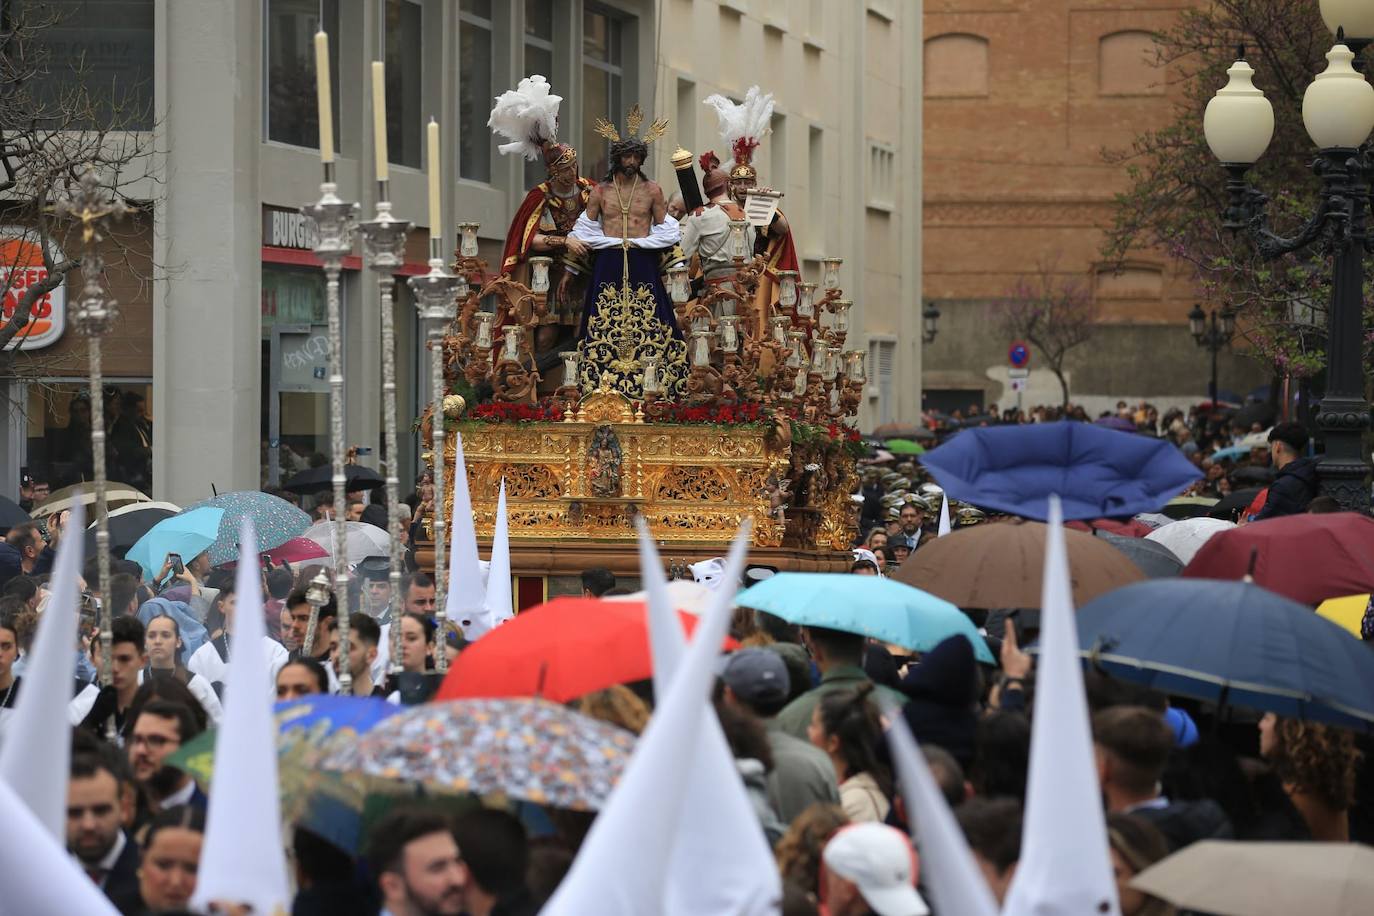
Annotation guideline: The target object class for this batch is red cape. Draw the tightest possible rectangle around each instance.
[763,211,799,278]
[500,178,594,274]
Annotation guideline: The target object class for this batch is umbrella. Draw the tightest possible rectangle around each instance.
[734,572,995,663]
[1064,517,1155,538]
[1132,512,1172,530]
[1075,579,1374,730]
[884,438,926,456]
[303,520,389,566]
[1093,530,1182,578]
[282,464,384,495]
[0,496,30,534]
[1160,495,1218,520]
[1208,444,1252,463]
[1208,486,1264,521]
[1131,840,1374,916]
[918,421,1201,521]
[82,502,180,558]
[222,536,329,569]
[125,506,225,580]
[30,481,150,518]
[1316,594,1371,638]
[1182,512,1374,605]
[435,596,739,703]
[315,698,637,811]
[892,518,1145,609]
[184,492,311,567]
[1229,464,1275,485]
[1239,429,1271,449]
[605,580,716,616]
[1143,517,1234,565]
[872,422,932,441]
[1093,415,1137,433]
[1233,401,1276,428]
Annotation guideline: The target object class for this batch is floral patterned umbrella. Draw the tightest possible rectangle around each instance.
[185,491,311,567]
[314,698,637,811]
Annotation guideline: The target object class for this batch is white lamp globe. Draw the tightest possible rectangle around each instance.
[1203,57,1275,163]
[1319,0,1374,41]
[1302,42,1374,149]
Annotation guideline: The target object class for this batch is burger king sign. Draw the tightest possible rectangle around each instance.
[1,231,66,351]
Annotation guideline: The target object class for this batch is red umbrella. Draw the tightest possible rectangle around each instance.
[436,597,739,703]
[222,536,328,568]
[1181,512,1374,605]
[1066,518,1155,538]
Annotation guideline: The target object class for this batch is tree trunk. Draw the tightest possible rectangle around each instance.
[1052,366,1071,408]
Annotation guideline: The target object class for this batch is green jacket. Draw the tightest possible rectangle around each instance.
[772,665,908,741]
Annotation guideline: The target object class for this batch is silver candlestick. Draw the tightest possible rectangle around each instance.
[56,167,128,712]
[408,240,464,673]
[301,172,358,679]
[359,190,412,683]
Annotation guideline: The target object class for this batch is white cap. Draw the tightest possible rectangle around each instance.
[823,823,930,916]
[690,557,728,590]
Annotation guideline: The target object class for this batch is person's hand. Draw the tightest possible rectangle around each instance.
[47,509,67,547]
[157,556,174,583]
[1001,617,1033,679]
[565,235,589,259]
[556,270,573,301]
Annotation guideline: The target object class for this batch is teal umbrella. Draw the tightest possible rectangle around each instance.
[185,491,311,567]
[736,572,995,663]
[126,506,224,580]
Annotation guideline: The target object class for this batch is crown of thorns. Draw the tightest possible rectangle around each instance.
[593,104,669,147]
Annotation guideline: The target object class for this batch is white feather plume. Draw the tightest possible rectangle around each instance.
[702,85,775,148]
[487,75,563,161]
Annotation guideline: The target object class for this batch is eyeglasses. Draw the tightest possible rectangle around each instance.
[129,733,177,750]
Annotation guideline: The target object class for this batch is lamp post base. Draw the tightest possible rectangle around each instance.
[1314,393,1372,510]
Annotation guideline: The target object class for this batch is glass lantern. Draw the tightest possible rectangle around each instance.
[769,315,790,346]
[829,346,844,380]
[668,263,690,304]
[727,219,750,261]
[797,282,817,320]
[777,270,799,307]
[830,298,852,334]
[720,295,736,317]
[691,311,711,335]
[793,366,808,397]
[560,350,580,387]
[501,325,523,362]
[528,256,552,293]
[474,312,495,349]
[821,257,843,291]
[810,334,828,373]
[846,350,866,383]
[690,329,713,368]
[718,315,739,353]
[786,329,807,369]
[458,222,480,258]
[643,356,661,394]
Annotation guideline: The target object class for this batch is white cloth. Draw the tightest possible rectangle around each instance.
[0,776,122,915]
[187,637,288,697]
[160,778,197,809]
[68,683,100,726]
[372,622,390,686]
[135,669,224,726]
[570,211,680,249]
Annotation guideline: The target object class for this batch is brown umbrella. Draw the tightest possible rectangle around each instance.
[892,518,1144,608]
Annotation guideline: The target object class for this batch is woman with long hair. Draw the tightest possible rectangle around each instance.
[807,684,892,822]
[1106,813,1176,916]
[142,613,223,726]
[112,805,206,915]
[1259,712,1363,841]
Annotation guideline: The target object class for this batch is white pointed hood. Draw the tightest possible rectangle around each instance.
[469,479,512,639]
[444,430,487,634]
[0,773,119,913]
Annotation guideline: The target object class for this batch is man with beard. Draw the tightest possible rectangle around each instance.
[368,808,467,916]
[67,744,140,902]
[566,104,689,398]
[127,699,207,827]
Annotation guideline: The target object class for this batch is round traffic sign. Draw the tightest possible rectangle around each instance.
[1008,342,1030,368]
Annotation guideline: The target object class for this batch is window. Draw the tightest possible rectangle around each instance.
[924,34,989,98]
[676,77,696,158]
[867,142,895,211]
[769,113,786,191]
[1098,31,1163,96]
[523,0,556,188]
[264,1,339,149]
[868,337,896,426]
[384,0,423,169]
[808,126,823,230]
[582,7,624,182]
[8,0,156,130]
[460,0,495,181]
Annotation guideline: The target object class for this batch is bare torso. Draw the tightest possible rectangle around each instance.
[585,174,666,239]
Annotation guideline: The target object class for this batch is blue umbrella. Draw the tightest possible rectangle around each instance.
[184,491,311,567]
[919,421,1201,522]
[126,506,225,581]
[735,573,995,664]
[1073,579,1374,730]
[1094,415,1137,433]
[1209,444,1253,463]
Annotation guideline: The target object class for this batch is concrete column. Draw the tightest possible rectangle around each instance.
[152,0,261,503]
[899,1,924,420]
[346,2,383,471]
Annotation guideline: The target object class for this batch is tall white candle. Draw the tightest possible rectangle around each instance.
[427,118,441,232]
[372,60,388,182]
[314,31,334,164]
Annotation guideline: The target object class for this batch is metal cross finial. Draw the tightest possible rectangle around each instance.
[61,165,131,247]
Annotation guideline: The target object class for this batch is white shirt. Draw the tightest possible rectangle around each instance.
[68,682,101,726]
[137,669,224,727]
[159,778,197,809]
[187,637,289,698]
[92,830,128,886]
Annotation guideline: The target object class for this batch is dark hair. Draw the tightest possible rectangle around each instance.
[525,840,574,907]
[956,798,1023,874]
[82,557,102,594]
[403,611,436,645]
[144,804,206,848]
[850,559,879,574]
[111,615,146,652]
[1,576,36,604]
[293,827,356,885]
[280,657,330,694]
[128,678,209,736]
[1267,421,1309,455]
[146,612,181,641]
[108,573,140,616]
[266,566,295,600]
[401,571,434,597]
[1307,495,1342,514]
[287,586,337,621]
[350,612,381,648]
[70,742,134,787]
[451,808,529,897]
[713,695,774,772]
[1092,705,1174,795]
[970,710,1030,801]
[1105,812,1172,879]
[803,625,865,666]
[580,567,615,597]
[205,581,236,635]
[815,683,891,797]
[134,699,202,745]
[604,137,650,182]
[367,808,454,877]
[922,744,966,809]
[5,522,40,554]
[756,611,801,645]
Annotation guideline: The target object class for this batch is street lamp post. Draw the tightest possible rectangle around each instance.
[1202,28,1374,510]
[1187,304,1236,405]
[922,301,941,345]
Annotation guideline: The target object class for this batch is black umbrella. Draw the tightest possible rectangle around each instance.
[1209,486,1264,521]
[83,503,179,559]
[1093,530,1183,579]
[0,496,30,535]
[283,463,385,495]
[1232,401,1276,429]
[1230,465,1276,485]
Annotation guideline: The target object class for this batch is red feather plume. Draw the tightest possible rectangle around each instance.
[699,150,720,173]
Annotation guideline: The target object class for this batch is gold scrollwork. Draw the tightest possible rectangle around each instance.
[577,280,688,399]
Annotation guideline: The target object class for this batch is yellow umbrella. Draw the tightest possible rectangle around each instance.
[1316,594,1371,638]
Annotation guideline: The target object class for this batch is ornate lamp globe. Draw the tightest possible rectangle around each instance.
[1320,0,1374,41]
[1302,40,1374,150]
[1203,52,1274,164]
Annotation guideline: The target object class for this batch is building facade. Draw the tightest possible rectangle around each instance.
[921,0,1264,416]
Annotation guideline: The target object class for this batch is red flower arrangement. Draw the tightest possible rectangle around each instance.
[469,400,565,422]
[652,401,766,425]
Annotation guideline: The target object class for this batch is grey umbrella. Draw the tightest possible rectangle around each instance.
[1093,530,1183,578]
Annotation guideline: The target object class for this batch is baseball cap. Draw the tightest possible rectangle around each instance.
[822,823,929,916]
[720,648,790,706]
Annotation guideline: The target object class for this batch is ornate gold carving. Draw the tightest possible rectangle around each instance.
[578,278,688,400]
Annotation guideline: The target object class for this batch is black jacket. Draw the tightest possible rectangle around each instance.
[101,832,142,907]
[1253,456,1319,520]
[1133,798,1234,851]
[900,634,980,769]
